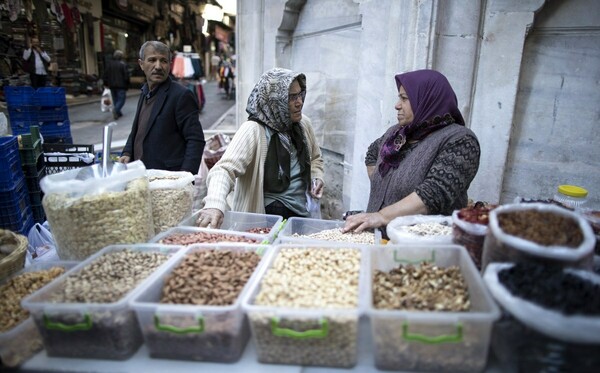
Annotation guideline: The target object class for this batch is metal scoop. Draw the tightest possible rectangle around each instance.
[101,122,126,177]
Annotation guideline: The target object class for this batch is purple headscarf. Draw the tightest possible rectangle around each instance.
[379,69,465,177]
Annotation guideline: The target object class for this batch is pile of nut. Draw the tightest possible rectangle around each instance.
[43,177,154,260]
[250,248,361,367]
[161,249,261,305]
[292,228,374,244]
[373,262,470,311]
[498,210,583,247]
[396,222,453,237]
[0,267,66,332]
[159,231,261,245]
[149,176,194,235]
[246,227,272,234]
[51,250,168,303]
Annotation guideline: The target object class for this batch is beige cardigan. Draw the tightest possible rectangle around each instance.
[203,115,324,213]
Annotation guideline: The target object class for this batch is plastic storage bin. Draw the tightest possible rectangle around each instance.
[278,216,380,244]
[151,226,266,245]
[131,243,271,362]
[180,210,283,243]
[367,245,500,372]
[242,244,367,368]
[0,261,78,368]
[21,244,183,360]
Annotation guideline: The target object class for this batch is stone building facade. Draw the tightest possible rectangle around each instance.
[236,0,600,217]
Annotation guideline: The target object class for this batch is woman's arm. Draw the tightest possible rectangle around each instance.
[365,134,385,179]
[342,192,427,233]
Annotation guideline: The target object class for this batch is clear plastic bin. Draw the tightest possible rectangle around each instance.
[0,261,78,368]
[242,244,368,368]
[21,244,183,360]
[150,226,267,245]
[278,216,381,244]
[130,243,272,362]
[367,245,500,372]
[179,210,283,243]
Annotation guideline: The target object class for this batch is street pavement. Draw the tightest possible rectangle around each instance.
[64,79,235,152]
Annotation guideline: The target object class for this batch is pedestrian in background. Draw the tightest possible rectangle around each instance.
[119,41,206,174]
[210,54,221,81]
[102,50,130,120]
[22,35,51,89]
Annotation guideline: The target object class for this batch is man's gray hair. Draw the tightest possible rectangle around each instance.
[139,41,171,61]
[113,50,124,59]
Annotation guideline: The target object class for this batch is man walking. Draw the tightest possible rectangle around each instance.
[102,50,130,119]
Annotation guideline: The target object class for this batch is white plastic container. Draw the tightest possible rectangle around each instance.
[150,226,266,245]
[241,244,368,368]
[278,216,380,244]
[179,210,283,243]
[0,261,78,368]
[367,244,500,372]
[387,214,454,245]
[130,243,271,362]
[21,244,183,360]
[553,184,588,209]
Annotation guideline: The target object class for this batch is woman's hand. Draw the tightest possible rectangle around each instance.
[196,208,224,229]
[310,178,324,198]
[342,212,388,233]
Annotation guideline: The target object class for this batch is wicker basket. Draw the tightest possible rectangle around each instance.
[0,229,28,280]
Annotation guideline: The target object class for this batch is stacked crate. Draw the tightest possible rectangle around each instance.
[18,126,46,223]
[5,86,72,144]
[0,136,34,235]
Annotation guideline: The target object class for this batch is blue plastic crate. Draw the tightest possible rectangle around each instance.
[39,120,71,138]
[37,106,69,122]
[31,202,45,224]
[0,137,25,191]
[4,86,35,107]
[34,87,66,107]
[0,178,33,234]
[8,107,39,123]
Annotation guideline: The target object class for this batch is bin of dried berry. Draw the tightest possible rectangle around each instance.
[483,262,600,372]
[0,261,77,368]
[180,210,283,243]
[278,217,377,245]
[452,202,498,270]
[21,244,183,360]
[242,244,367,368]
[368,244,499,372]
[481,203,596,271]
[387,215,454,245]
[131,243,270,362]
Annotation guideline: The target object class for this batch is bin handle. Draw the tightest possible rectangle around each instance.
[270,317,328,339]
[402,321,463,344]
[43,313,92,331]
[273,219,287,240]
[393,250,436,264]
[154,315,205,334]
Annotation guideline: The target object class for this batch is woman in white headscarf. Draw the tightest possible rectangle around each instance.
[198,68,325,228]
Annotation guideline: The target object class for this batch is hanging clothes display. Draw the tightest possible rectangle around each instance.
[171,52,206,112]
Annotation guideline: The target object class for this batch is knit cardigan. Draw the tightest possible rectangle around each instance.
[203,115,324,213]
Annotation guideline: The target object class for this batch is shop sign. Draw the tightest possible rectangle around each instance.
[109,0,155,23]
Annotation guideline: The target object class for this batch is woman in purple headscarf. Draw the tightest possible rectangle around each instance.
[343,69,480,233]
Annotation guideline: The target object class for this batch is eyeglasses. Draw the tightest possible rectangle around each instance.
[288,90,306,103]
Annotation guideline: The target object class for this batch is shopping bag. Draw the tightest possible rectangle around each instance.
[27,222,60,262]
[101,87,113,112]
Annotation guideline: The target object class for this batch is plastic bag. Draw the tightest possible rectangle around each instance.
[387,214,453,244]
[101,87,113,112]
[481,203,595,271]
[0,112,8,136]
[147,169,196,234]
[27,222,60,262]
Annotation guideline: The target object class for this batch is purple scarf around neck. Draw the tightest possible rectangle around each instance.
[378,69,465,177]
